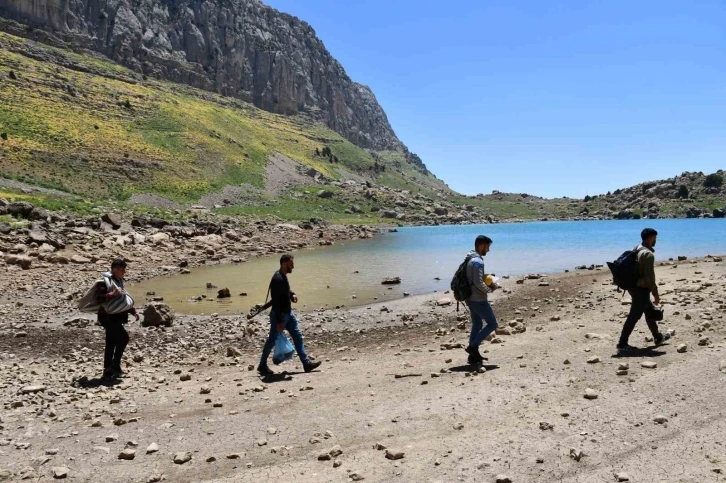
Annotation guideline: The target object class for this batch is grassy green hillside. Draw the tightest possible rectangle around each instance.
[0,32,446,210]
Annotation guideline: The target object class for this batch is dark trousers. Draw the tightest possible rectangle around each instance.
[102,320,129,370]
[618,288,660,347]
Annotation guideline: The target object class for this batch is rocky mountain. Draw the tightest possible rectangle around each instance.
[0,0,410,155]
[466,170,726,221]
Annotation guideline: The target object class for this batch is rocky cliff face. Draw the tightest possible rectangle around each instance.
[0,0,404,151]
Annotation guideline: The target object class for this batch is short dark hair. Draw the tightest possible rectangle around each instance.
[641,228,658,241]
[111,258,127,269]
[475,235,493,248]
[280,254,294,265]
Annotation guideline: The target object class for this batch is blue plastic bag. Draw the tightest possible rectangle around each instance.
[272,333,295,365]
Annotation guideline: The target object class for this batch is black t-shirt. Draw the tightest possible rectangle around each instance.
[270,271,295,314]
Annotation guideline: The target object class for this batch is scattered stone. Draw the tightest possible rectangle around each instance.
[698,337,711,346]
[227,347,242,357]
[641,361,657,369]
[382,277,401,285]
[584,388,598,400]
[653,415,668,424]
[119,449,136,460]
[677,344,688,353]
[142,302,175,327]
[19,385,46,395]
[374,442,387,451]
[615,473,630,482]
[146,443,159,454]
[217,288,231,298]
[539,421,554,431]
[618,363,629,371]
[385,449,405,460]
[496,476,513,483]
[587,356,600,364]
[174,452,192,464]
[52,467,69,479]
[453,422,464,430]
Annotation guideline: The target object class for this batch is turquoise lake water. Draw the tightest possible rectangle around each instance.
[133,219,726,315]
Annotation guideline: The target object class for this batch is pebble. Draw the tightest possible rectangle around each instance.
[453,422,464,430]
[496,476,513,483]
[146,443,159,454]
[350,472,365,481]
[677,344,688,353]
[618,363,629,370]
[615,472,630,481]
[641,361,657,369]
[587,356,600,364]
[653,415,668,424]
[698,337,711,346]
[584,388,598,400]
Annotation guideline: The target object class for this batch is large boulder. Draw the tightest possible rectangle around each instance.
[7,202,34,219]
[713,208,725,219]
[101,213,122,230]
[317,190,334,199]
[142,302,175,327]
[381,210,399,219]
[434,206,449,216]
[5,254,32,270]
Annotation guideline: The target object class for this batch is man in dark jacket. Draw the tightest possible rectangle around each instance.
[617,228,671,354]
[257,254,321,375]
[97,258,138,379]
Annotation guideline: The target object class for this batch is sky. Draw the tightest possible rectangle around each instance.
[264,0,726,198]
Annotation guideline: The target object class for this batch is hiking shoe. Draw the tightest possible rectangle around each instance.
[303,360,322,373]
[112,366,126,378]
[654,333,671,346]
[467,355,482,365]
[257,365,275,376]
[102,369,115,380]
[465,345,484,362]
[617,344,638,355]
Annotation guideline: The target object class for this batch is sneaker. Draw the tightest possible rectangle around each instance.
[303,360,322,373]
[257,365,275,376]
[465,345,484,363]
[617,344,638,355]
[112,365,126,378]
[102,368,115,380]
[467,355,482,365]
[654,333,671,346]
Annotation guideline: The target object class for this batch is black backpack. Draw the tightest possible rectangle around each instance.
[607,247,642,291]
[451,254,475,309]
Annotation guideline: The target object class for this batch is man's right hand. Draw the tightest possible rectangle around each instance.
[108,288,121,298]
[276,323,285,333]
[653,295,661,306]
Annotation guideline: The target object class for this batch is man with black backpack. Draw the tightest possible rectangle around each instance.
[455,235,500,364]
[257,254,322,375]
[616,228,670,354]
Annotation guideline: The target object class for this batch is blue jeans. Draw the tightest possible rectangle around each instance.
[260,310,309,366]
[466,300,499,348]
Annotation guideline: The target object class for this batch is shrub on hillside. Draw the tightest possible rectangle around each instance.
[704,173,723,188]
[677,185,689,198]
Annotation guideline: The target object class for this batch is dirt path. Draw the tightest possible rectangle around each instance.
[1,258,725,483]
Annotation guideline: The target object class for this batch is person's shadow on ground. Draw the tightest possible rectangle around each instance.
[258,371,303,383]
[72,375,122,388]
[449,364,500,373]
[611,346,667,358]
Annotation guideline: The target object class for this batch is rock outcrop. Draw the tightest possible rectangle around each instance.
[0,0,407,152]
